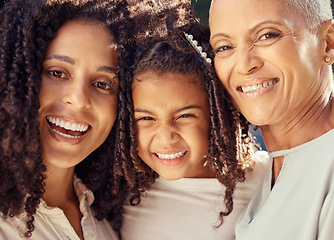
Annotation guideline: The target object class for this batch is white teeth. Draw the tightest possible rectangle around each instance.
[241,79,279,93]
[156,151,186,160]
[52,129,81,139]
[64,122,71,129]
[46,116,89,132]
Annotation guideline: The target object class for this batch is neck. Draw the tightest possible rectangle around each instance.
[43,166,76,208]
[261,92,334,152]
[43,164,83,239]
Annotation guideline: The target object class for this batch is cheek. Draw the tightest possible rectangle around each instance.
[38,78,60,111]
[214,60,230,87]
[190,123,210,151]
[135,127,148,152]
[106,102,118,127]
[97,97,118,131]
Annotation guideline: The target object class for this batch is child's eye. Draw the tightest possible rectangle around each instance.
[136,116,155,122]
[175,113,197,123]
[48,70,67,79]
[135,116,156,127]
[177,113,196,119]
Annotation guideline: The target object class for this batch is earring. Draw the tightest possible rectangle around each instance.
[325,57,331,63]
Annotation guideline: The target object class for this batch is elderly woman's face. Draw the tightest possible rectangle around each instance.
[39,20,119,169]
[209,0,326,126]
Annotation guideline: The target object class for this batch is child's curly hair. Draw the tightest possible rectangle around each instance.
[0,0,130,236]
[117,0,255,227]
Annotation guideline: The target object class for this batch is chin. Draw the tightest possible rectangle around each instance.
[159,174,183,181]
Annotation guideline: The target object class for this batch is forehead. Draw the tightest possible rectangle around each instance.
[209,0,305,34]
[54,20,115,46]
[132,71,209,111]
[133,71,203,89]
[46,19,118,66]
[210,0,286,14]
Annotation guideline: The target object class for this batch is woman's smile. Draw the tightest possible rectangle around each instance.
[46,115,90,144]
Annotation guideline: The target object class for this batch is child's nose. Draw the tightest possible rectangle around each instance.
[155,123,180,144]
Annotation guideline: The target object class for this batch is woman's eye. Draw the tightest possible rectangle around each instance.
[258,31,281,44]
[48,70,66,79]
[213,44,235,58]
[92,79,118,94]
[214,45,233,53]
[260,32,280,40]
[93,81,111,90]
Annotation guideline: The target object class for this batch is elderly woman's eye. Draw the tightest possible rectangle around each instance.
[259,31,281,41]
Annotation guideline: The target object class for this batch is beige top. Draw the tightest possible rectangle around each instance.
[0,177,118,240]
[121,151,270,240]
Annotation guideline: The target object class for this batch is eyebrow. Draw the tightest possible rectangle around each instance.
[210,32,231,42]
[44,54,74,64]
[211,20,284,41]
[134,105,202,114]
[248,20,284,33]
[97,66,118,74]
[176,105,202,113]
[44,54,117,73]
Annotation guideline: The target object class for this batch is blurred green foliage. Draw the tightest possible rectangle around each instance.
[191,0,211,25]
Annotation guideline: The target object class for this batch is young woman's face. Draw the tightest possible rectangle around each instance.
[39,20,119,169]
[209,0,327,126]
[132,71,211,180]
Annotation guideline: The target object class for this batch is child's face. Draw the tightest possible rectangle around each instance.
[39,20,119,169]
[133,71,212,180]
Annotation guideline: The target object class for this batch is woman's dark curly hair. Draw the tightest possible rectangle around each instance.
[0,0,130,236]
[117,0,256,228]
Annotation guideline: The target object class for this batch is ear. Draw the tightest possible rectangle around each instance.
[321,19,334,64]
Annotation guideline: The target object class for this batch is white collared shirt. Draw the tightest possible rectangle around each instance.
[0,177,119,240]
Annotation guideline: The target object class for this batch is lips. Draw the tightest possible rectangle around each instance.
[237,78,279,93]
[46,115,90,139]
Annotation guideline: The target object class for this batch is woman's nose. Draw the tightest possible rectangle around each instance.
[235,45,263,75]
[61,77,91,109]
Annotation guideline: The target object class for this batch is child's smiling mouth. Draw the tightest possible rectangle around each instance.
[155,151,186,160]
